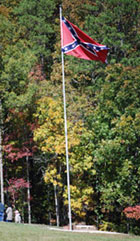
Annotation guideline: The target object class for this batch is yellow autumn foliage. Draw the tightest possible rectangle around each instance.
[63,185,94,218]
[44,166,63,187]
[34,96,93,216]
[34,96,84,155]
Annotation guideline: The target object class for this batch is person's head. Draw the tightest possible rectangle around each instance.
[8,203,12,208]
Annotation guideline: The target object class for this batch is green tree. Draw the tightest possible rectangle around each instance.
[13,0,58,68]
[86,64,140,230]
[84,0,140,65]
[0,40,37,109]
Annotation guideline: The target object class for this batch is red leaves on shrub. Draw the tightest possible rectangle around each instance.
[5,178,30,202]
[123,205,140,220]
[4,144,33,162]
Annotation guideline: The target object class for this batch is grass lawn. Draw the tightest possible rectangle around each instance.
[0,222,140,241]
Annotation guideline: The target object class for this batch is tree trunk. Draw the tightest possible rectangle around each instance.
[54,184,59,227]
[0,100,4,205]
[26,156,31,224]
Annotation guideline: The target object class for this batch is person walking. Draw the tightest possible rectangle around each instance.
[6,204,13,222]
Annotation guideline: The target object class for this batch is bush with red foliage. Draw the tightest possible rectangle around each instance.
[5,178,30,203]
[123,205,140,220]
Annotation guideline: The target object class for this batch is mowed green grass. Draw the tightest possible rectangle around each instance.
[0,222,140,241]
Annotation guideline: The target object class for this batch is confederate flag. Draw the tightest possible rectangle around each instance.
[61,17,109,63]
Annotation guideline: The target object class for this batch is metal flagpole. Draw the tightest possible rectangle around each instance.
[60,6,72,231]
[0,100,4,205]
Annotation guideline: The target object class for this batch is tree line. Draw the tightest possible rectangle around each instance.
[0,0,140,234]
